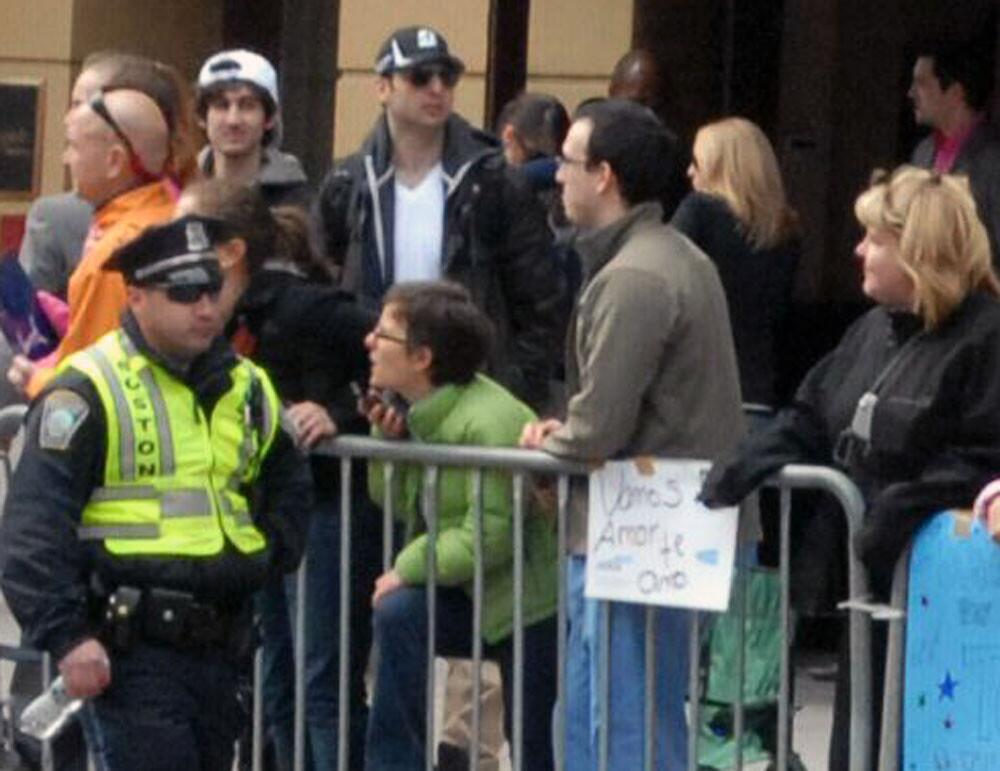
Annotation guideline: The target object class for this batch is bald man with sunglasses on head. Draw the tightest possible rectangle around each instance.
[8,87,175,399]
[315,26,564,415]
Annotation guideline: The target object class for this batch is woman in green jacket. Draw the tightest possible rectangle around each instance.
[361,280,558,771]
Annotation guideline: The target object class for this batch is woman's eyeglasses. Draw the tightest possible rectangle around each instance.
[371,329,408,345]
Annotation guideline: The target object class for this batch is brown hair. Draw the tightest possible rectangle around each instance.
[383,281,494,386]
[179,178,332,282]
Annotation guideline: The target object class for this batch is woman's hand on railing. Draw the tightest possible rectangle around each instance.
[285,401,338,450]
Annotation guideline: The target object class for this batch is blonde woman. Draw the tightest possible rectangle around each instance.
[672,116,800,410]
[701,166,1000,770]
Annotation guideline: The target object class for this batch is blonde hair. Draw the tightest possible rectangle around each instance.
[692,117,798,249]
[854,165,1000,328]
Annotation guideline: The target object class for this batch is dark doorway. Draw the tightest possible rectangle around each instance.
[485,0,532,131]
[631,0,786,143]
[221,0,338,183]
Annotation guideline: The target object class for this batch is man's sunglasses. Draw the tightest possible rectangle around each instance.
[151,282,223,305]
[401,64,461,89]
[88,91,160,184]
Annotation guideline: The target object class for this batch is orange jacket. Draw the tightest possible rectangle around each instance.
[27,182,175,397]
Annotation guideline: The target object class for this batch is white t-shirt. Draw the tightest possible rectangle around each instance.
[393,164,445,283]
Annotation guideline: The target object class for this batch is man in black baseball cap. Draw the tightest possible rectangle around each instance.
[374,25,465,79]
[314,22,562,408]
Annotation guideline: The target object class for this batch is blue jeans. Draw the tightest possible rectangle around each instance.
[564,555,691,771]
[79,643,240,771]
[258,493,382,771]
[366,586,557,771]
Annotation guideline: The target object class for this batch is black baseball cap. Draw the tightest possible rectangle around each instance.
[374,26,465,76]
[106,215,226,289]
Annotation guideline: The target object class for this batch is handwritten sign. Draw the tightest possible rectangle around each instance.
[904,510,1000,770]
[585,458,739,611]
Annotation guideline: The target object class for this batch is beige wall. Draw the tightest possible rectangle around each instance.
[525,0,632,113]
[71,0,223,83]
[0,0,221,217]
[333,0,490,157]
[0,0,75,215]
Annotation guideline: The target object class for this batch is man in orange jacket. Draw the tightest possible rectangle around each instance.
[8,87,174,398]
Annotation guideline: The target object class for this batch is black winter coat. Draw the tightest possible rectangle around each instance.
[230,266,376,499]
[671,191,800,408]
[312,113,564,411]
[702,292,1000,591]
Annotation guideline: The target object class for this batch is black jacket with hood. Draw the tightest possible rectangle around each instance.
[313,113,564,411]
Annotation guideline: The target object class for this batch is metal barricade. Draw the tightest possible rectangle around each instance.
[257,436,871,771]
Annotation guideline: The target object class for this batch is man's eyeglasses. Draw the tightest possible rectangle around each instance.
[371,328,408,345]
[88,91,160,184]
[556,155,590,169]
[151,283,223,305]
[401,64,461,89]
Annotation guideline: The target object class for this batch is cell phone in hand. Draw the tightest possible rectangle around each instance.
[351,382,409,417]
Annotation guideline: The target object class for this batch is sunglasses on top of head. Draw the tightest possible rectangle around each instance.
[88,90,161,184]
[400,63,461,89]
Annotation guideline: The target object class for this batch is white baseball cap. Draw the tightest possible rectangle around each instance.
[197,49,279,110]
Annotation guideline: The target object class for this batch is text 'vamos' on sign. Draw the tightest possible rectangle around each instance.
[585,458,739,612]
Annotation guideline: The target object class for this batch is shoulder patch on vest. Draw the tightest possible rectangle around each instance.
[39,389,90,451]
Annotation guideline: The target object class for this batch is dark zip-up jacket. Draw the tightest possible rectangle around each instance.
[313,113,564,410]
[0,313,311,660]
[701,292,1000,588]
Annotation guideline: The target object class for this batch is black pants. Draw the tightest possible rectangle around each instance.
[79,642,240,771]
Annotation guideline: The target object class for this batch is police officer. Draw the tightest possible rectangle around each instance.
[0,215,311,770]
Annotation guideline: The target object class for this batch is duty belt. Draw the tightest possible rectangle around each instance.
[102,586,239,650]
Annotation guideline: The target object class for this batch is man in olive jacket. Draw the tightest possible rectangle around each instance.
[521,99,744,771]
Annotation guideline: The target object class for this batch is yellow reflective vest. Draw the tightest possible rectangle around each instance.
[62,329,280,557]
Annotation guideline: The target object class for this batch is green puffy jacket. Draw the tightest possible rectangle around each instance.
[369,374,558,644]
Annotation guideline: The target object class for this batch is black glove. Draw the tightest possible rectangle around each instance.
[699,459,750,508]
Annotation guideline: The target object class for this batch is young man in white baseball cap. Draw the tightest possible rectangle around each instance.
[195,49,309,207]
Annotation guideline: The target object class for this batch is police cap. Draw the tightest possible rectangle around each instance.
[105,215,227,288]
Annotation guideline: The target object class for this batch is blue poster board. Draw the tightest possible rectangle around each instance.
[904,510,1000,770]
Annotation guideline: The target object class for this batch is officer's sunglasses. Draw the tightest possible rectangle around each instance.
[151,282,223,305]
[401,64,461,89]
[88,90,160,184]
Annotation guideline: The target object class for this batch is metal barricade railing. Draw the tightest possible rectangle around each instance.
[271,435,873,771]
[0,402,872,771]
